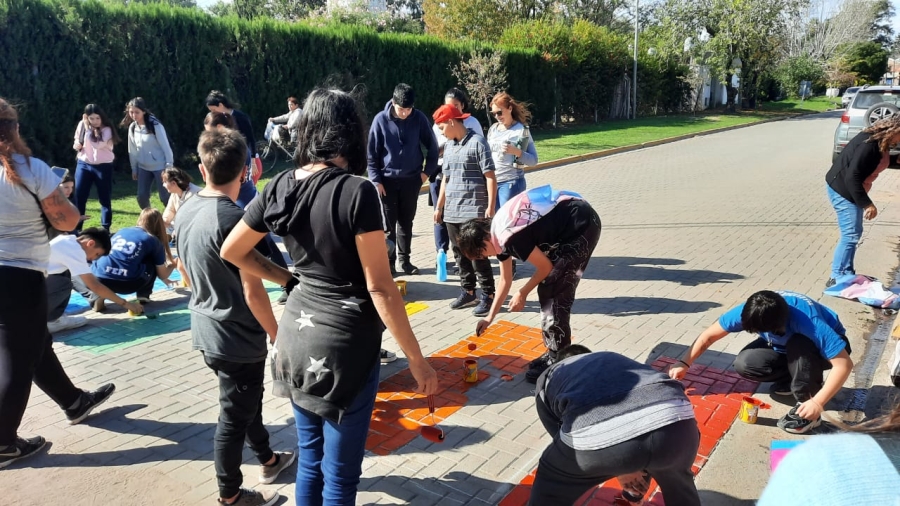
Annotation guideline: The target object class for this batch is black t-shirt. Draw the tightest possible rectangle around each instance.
[498,200,595,261]
[231,109,256,157]
[244,168,386,287]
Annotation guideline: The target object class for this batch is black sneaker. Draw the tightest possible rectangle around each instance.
[769,379,792,396]
[0,436,47,469]
[528,351,552,370]
[65,383,116,425]
[472,292,493,317]
[449,290,477,310]
[401,262,420,275]
[380,349,397,364]
[777,403,822,434]
[825,278,836,288]
[276,289,288,305]
[525,354,555,384]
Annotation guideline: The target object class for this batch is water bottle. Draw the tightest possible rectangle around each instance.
[515,126,531,164]
[436,249,448,282]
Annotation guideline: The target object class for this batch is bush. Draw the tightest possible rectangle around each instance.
[772,56,825,98]
[0,0,553,167]
[500,19,688,121]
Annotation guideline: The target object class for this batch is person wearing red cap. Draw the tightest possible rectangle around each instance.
[432,104,498,317]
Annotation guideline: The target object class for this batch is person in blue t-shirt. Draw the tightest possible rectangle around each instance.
[74,208,174,310]
[668,290,853,435]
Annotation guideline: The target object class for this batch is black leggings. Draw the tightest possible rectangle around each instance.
[0,267,81,446]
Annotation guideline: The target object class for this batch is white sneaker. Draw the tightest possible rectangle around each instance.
[47,315,87,334]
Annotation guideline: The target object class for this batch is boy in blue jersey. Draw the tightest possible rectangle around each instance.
[668,290,853,434]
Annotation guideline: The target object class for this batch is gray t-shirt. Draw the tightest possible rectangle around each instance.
[0,154,60,273]
[442,131,495,224]
[175,193,267,363]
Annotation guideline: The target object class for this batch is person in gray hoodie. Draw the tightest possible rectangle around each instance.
[121,97,174,209]
[530,345,700,506]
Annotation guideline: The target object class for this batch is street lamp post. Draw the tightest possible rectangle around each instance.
[633,0,639,120]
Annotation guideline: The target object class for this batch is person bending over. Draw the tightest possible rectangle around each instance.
[47,228,144,333]
[529,345,700,506]
[456,187,601,383]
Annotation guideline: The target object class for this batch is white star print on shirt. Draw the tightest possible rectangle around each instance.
[296,311,315,330]
[307,356,330,382]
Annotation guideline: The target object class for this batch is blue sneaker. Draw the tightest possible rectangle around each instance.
[449,289,477,310]
[472,292,493,317]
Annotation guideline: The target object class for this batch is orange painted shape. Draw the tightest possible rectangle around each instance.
[366,320,546,455]
[497,357,759,506]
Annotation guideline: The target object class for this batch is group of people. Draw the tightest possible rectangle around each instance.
[1,82,899,506]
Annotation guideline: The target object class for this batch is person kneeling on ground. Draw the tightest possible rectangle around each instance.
[432,103,497,318]
[456,186,602,383]
[74,208,175,311]
[529,345,700,506]
[668,290,853,434]
[47,228,144,333]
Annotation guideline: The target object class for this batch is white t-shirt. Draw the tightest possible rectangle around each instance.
[47,234,90,277]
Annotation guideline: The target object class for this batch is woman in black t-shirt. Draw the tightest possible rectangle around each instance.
[220,88,437,504]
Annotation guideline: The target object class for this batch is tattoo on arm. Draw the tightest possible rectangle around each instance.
[252,253,275,273]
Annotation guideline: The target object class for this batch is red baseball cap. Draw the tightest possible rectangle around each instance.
[433,104,470,124]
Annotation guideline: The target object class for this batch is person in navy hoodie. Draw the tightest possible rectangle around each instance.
[367,83,439,276]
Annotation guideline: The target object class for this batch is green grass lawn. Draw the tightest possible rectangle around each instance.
[80,105,816,232]
[758,96,840,113]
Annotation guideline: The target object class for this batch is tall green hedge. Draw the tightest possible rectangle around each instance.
[0,0,555,167]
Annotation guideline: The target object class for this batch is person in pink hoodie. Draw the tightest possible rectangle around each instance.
[73,104,119,231]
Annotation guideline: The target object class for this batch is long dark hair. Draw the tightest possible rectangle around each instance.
[0,98,32,186]
[294,88,367,176]
[83,104,121,144]
[120,97,158,136]
[445,88,472,113]
[205,90,237,110]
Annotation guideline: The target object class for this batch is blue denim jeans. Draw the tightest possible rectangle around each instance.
[430,179,449,252]
[136,168,170,210]
[75,160,113,229]
[496,175,527,210]
[827,184,863,279]
[293,362,379,505]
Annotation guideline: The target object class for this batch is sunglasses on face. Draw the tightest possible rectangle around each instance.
[491,110,504,117]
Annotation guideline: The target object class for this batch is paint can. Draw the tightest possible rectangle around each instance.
[739,396,762,424]
[464,359,478,383]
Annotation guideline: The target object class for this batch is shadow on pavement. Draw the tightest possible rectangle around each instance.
[588,256,744,286]
[358,470,514,505]
[573,297,721,316]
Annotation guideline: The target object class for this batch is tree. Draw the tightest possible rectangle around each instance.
[843,41,889,83]
[773,55,825,97]
[653,0,790,111]
[450,49,508,123]
[870,0,894,50]
[783,0,880,62]
[552,0,629,28]
[422,0,512,41]
[209,0,325,20]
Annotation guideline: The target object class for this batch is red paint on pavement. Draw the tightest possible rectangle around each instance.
[366,320,545,455]
[498,357,758,506]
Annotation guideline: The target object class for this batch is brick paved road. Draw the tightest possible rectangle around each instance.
[4,111,899,505]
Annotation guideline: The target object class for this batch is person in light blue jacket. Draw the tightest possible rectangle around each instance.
[758,400,900,505]
[122,97,174,209]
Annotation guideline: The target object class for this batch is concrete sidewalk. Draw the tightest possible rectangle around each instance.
[3,111,899,505]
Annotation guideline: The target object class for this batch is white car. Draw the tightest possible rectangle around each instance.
[841,86,861,109]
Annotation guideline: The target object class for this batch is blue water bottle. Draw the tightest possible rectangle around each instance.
[436,249,448,282]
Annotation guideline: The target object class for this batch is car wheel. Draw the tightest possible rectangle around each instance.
[864,102,900,127]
